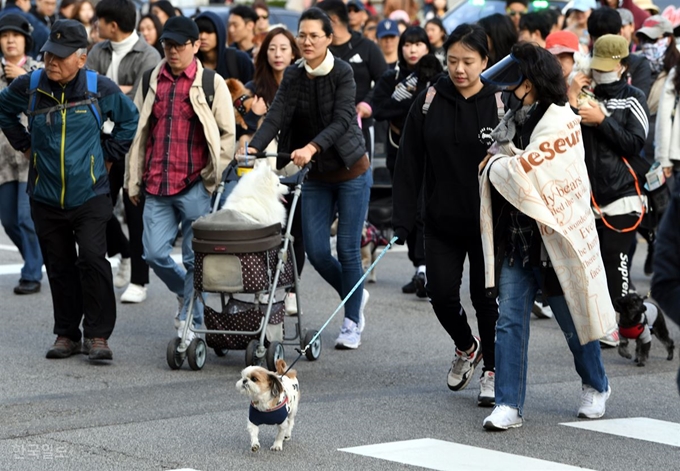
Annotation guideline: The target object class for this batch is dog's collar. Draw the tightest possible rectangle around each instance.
[251,394,288,413]
[233,94,250,116]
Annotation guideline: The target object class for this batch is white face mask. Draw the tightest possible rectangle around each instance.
[592,70,620,85]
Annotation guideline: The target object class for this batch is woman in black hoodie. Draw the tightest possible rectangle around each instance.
[373,26,442,297]
[392,24,500,407]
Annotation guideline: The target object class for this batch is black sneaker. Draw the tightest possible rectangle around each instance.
[14,280,41,295]
[401,279,416,294]
[83,338,113,361]
[414,272,427,298]
[46,336,81,359]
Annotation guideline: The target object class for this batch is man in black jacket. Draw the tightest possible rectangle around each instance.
[588,7,651,97]
[318,0,387,159]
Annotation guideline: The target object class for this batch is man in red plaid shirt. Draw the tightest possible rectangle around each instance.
[125,16,235,339]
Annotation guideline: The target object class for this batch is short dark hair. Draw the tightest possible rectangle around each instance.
[253,0,269,13]
[512,41,567,106]
[317,0,350,27]
[95,0,136,33]
[587,7,621,40]
[194,16,216,35]
[519,12,552,40]
[299,7,334,37]
[506,0,528,7]
[478,13,517,65]
[230,5,258,24]
[443,23,489,60]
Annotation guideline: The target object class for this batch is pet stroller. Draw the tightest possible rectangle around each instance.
[166,153,322,371]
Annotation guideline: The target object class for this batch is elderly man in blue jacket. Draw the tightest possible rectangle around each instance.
[0,20,139,362]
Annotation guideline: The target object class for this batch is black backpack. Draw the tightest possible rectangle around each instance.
[141,67,216,109]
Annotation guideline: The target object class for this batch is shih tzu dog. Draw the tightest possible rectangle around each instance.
[614,293,675,367]
[236,359,300,452]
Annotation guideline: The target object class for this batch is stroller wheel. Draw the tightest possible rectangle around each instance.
[166,338,185,370]
[245,339,263,367]
[214,348,228,357]
[266,341,285,371]
[187,338,207,371]
[303,330,322,361]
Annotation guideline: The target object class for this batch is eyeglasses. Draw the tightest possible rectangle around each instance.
[506,9,526,16]
[161,40,192,51]
[258,14,269,20]
[296,34,327,44]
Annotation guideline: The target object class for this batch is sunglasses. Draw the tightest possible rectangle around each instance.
[258,14,269,20]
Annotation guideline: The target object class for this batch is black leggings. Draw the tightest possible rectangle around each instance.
[597,214,638,305]
[424,229,499,372]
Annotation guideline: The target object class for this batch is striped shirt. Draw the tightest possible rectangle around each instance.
[144,59,208,196]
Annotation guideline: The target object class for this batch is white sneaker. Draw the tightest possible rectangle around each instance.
[483,405,523,430]
[113,257,131,288]
[357,289,369,333]
[174,296,184,329]
[284,292,298,315]
[177,320,196,344]
[335,318,361,349]
[599,330,620,348]
[578,385,611,419]
[532,301,554,319]
[120,283,147,303]
[447,336,482,391]
[478,371,495,407]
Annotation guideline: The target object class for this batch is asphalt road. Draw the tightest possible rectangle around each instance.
[0,230,678,471]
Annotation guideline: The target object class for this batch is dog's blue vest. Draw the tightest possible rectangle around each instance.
[249,396,289,426]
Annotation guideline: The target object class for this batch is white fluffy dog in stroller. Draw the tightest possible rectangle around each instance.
[221,162,289,227]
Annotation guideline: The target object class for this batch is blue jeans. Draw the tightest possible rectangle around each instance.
[495,255,608,416]
[0,181,43,282]
[301,170,372,324]
[142,182,211,326]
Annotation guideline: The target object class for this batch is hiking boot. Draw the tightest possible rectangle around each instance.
[478,371,495,407]
[14,279,41,295]
[447,336,482,391]
[83,338,113,361]
[114,257,131,288]
[335,318,361,349]
[358,289,369,333]
[578,385,611,419]
[414,271,427,298]
[483,405,523,430]
[120,283,147,303]
[46,336,81,359]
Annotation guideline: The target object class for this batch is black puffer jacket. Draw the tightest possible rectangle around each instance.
[583,79,650,207]
[249,59,366,173]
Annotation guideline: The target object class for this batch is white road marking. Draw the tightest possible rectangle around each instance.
[339,438,596,471]
[0,244,19,252]
[561,418,680,447]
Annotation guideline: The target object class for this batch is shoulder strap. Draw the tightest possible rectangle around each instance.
[85,69,102,128]
[421,86,437,115]
[495,91,505,121]
[27,69,43,130]
[225,48,240,82]
[142,68,152,103]
[202,68,216,109]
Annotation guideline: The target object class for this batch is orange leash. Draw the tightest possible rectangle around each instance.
[590,157,646,233]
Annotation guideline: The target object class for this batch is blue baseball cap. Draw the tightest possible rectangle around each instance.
[376,19,400,39]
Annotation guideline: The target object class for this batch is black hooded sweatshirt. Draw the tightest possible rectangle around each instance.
[195,11,254,84]
[392,75,501,237]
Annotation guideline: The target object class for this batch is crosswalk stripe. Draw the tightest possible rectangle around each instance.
[339,438,596,471]
[0,244,19,252]
[561,418,680,447]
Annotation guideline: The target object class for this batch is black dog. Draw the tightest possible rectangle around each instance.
[614,293,675,367]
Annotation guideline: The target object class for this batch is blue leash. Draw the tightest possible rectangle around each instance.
[283,235,399,374]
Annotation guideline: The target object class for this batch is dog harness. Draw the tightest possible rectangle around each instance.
[233,94,250,117]
[619,302,659,343]
[249,394,289,426]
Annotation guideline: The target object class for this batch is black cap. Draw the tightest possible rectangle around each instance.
[40,19,88,58]
[0,14,33,51]
[159,16,199,45]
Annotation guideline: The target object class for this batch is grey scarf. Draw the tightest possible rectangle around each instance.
[490,104,535,144]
